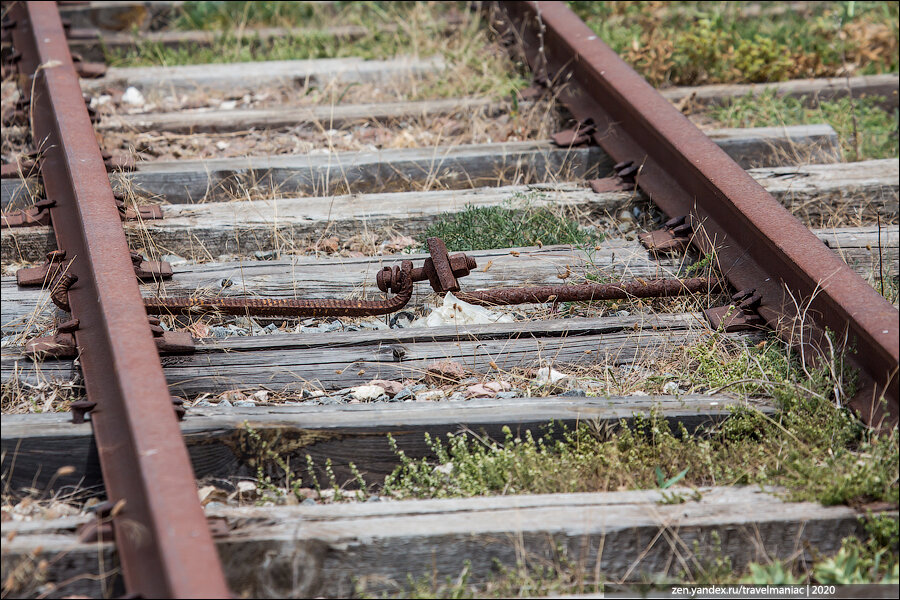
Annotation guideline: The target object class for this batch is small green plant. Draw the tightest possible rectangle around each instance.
[422,197,599,252]
[732,35,794,82]
[655,466,689,489]
[306,453,322,500]
[686,252,715,276]
[811,514,900,584]
[658,491,686,504]
[687,531,735,585]
[243,424,300,501]
[242,424,367,503]
[742,561,804,585]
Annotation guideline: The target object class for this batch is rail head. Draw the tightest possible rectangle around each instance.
[8,2,230,597]
[494,0,899,423]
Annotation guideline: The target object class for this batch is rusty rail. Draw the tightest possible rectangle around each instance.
[7,2,229,597]
[495,1,899,422]
[457,277,718,307]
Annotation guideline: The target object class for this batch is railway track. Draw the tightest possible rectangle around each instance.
[1,2,898,598]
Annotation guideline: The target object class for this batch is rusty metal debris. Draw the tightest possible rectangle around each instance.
[1,197,55,226]
[137,236,710,318]
[141,237,473,318]
[1,149,132,176]
[145,259,415,317]
[378,237,477,294]
[457,277,719,307]
[16,249,170,286]
[551,119,595,146]
[24,317,80,359]
[2,195,161,228]
[16,249,71,286]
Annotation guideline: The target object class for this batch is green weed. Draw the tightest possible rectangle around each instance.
[742,562,805,585]
[569,1,899,86]
[656,465,689,489]
[708,91,899,161]
[742,515,899,585]
[241,425,365,503]
[421,196,600,252]
[381,334,897,508]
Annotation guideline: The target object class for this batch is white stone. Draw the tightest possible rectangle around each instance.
[349,385,387,401]
[415,390,446,402]
[533,367,568,386]
[662,381,680,395]
[412,292,513,327]
[121,86,145,106]
[237,481,257,493]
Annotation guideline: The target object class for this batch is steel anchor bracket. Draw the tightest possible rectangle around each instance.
[588,160,642,194]
[16,249,71,287]
[703,288,766,332]
[24,317,80,359]
[1,150,134,177]
[69,52,106,78]
[130,251,173,280]
[1,194,161,229]
[551,118,596,147]
[638,215,694,256]
[0,197,55,227]
[77,500,116,544]
[16,250,171,287]
[25,315,195,362]
[148,317,195,354]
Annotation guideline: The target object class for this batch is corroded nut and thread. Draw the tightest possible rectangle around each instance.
[376,252,477,294]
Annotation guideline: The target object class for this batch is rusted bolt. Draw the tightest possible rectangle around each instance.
[47,249,67,263]
[50,273,78,312]
[70,400,97,424]
[57,318,80,333]
[171,397,186,421]
[377,237,476,294]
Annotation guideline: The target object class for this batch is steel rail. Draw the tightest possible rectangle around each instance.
[495,1,899,422]
[456,277,718,307]
[8,2,230,597]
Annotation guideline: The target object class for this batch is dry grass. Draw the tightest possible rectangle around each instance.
[103,3,530,103]
[0,369,83,414]
[100,97,563,163]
